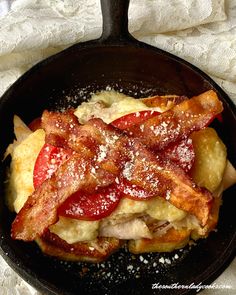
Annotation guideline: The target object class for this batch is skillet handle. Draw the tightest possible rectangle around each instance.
[100,0,134,43]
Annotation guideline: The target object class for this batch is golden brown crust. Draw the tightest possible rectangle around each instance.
[191,196,222,239]
[36,230,123,262]
[128,228,191,254]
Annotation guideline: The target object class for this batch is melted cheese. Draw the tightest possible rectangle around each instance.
[108,198,148,221]
[49,217,99,244]
[74,90,161,124]
[6,129,45,213]
[105,197,186,224]
[146,197,186,222]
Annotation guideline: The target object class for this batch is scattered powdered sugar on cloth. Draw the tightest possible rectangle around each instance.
[0,0,236,294]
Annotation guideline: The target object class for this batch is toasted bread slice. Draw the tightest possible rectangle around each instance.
[128,194,222,255]
[36,230,123,262]
[191,196,222,239]
[128,228,191,254]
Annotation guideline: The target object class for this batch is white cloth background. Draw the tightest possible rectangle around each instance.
[0,0,235,294]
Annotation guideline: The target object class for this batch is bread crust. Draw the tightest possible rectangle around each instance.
[128,227,191,254]
[36,230,123,262]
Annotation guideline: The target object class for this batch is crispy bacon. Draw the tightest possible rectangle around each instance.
[11,151,121,241]
[161,138,195,173]
[141,95,188,108]
[11,91,222,241]
[43,112,130,174]
[42,110,102,155]
[123,140,212,226]
[127,90,223,150]
[11,117,130,241]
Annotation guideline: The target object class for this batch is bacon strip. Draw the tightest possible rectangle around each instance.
[11,151,120,241]
[123,140,212,226]
[141,95,188,108]
[11,118,130,241]
[41,110,103,155]
[42,111,130,174]
[127,90,223,150]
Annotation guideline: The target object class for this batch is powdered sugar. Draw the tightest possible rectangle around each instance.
[165,190,171,200]
[97,145,108,162]
[151,120,181,143]
[62,243,191,293]
[122,161,135,181]
[66,204,84,216]
[108,192,117,203]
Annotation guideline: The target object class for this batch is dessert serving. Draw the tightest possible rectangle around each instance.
[4,90,236,262]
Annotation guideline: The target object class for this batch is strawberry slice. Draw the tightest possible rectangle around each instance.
[111,110,160,130]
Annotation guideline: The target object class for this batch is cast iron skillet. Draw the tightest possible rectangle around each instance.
[0,1,236,294]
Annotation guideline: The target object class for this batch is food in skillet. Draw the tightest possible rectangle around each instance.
[5,90,236,262]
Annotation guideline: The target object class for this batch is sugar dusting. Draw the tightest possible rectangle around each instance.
[172,138,194,171]
[51,244,194,293]
[49,81,163,113]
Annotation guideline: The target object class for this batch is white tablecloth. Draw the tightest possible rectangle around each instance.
[0,0,235,294]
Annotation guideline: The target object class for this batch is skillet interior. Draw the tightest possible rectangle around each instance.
[0,0,236,292]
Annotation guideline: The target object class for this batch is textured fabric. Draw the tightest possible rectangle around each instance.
[0,0,231,98]
[0,1,235,294]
